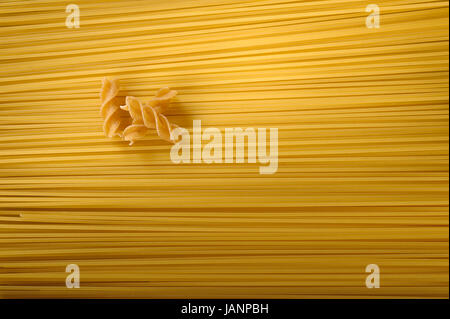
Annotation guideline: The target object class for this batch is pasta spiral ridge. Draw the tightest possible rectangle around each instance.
[121,88,179,145]
[100,77,129,138]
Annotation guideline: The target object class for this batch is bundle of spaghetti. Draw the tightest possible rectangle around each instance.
[120,88,179,145]
[0,0,448,299]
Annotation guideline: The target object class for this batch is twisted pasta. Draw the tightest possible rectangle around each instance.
[100,77,130,138]
[149,87,178,114]
[121,95,180,145]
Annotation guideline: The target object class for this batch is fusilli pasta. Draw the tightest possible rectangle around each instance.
[100,78,179,145]
[121,95,180,145]
[99,77,130,138]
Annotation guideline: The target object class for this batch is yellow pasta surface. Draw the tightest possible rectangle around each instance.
[0,0,448,299]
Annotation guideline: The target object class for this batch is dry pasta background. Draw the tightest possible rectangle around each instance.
[0,0,448,298]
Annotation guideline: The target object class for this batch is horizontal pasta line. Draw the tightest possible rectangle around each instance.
[2,27,446,68]
[2,28,446,65]
[1,70,447,97]
[3,0,444,29]
[2,104,447,123]
[3,5,445,45]
[1,27,446,70]
[2,137,447,153]
[2,52,447,84]
[1,68,446,95]
[2,89,448,109]
[0,81,447,101]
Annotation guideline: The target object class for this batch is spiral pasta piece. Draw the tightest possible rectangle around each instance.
[100,77,130,138]
[120,87,177,114]
[149,87,178,114]
[121,96,180,145]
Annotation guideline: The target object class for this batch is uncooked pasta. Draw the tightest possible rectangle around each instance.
[120,87,179,145]
[0,0,448,299]
[100,77,130,138]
